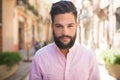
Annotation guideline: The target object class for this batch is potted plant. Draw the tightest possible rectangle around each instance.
[100,49,120,79]
[0,52,22,79]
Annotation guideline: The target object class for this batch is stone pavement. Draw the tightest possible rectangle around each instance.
[5,62,31,80]
[99,64,116,80]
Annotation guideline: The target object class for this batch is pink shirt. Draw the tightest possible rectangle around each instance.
[29,43,100,80]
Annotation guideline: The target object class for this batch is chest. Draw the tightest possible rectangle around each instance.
[40,55,90,80]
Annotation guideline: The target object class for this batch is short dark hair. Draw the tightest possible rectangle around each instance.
[50,1,77,23]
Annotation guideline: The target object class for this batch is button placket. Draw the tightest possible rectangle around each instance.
[65,53,72,80]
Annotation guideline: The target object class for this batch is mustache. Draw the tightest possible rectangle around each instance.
[58,35,72,39]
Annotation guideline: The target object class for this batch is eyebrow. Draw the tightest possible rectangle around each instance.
[54,23,75,26]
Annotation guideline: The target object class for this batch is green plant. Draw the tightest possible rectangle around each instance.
[100,49,120,65]
[0,52,23,66]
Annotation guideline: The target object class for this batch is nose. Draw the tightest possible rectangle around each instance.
[62,27,68,35]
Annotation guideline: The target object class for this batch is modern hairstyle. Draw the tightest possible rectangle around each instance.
[50,1,77,23]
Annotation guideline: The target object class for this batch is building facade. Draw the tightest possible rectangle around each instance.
[0,0,51,52]
[0,0,2,51]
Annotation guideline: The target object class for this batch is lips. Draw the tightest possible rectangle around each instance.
[61,37,70,42]
[62,37,69,39]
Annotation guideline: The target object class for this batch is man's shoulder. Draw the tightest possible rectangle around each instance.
[75,43,94,55]
[74,43,88,50]
[41,43,54,50]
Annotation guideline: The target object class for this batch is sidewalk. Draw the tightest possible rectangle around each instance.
[99,64,116,80]
[5,62,31,80]
[4,47,35,80]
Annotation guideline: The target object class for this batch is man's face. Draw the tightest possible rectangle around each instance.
[52,13,77,49]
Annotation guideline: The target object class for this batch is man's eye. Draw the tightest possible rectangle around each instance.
[68,25,73,27]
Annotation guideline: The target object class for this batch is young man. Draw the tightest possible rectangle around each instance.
[29,1,100,80]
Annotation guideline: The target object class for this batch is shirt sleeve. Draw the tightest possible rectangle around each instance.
[88,54,100,80]
[29,56,43,80]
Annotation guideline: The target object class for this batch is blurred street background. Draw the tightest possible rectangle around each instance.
[0,0,120,80]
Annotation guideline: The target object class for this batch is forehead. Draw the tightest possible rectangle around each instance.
[53,13,76,24]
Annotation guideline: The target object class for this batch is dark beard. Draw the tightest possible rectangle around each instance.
[53,32,76,49]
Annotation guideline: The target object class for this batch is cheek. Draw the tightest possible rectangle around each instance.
[70,29,77,36]
[53,29,61,37]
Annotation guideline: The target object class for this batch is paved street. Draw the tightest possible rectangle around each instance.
[4,62,31,80]
[99,64,116,80]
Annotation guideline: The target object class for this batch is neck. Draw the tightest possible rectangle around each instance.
[60,49,69,57]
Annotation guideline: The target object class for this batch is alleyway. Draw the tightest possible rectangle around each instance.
[1,0,120,80]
